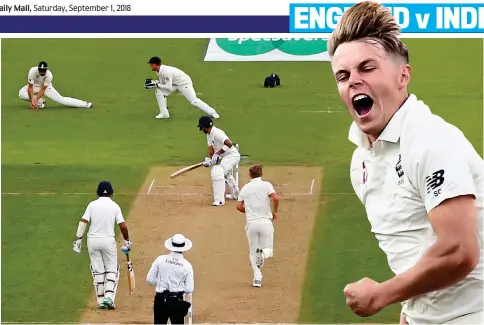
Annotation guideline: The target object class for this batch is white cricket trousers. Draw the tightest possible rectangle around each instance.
[87,237,120,304]
[18,84,90,108]
[155,83,217,116]
[211,153,240,203]
[246,219,274,281]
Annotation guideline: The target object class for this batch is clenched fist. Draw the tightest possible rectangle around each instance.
[344,277,384,317]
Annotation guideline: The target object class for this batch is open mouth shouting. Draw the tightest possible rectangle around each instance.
[352,93,374,117]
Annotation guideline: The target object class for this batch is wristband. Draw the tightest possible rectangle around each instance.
[222,145,230,152]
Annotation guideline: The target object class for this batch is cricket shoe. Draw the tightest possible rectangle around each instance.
[212,201,224,206]
[253,279,262,288]
[102,297,116,310]
[255,248,264,269]
[87,102,93,108]
[97,303,106,309]
[225,194,238,200]
[211,112,220,119]
[155,113,170,119]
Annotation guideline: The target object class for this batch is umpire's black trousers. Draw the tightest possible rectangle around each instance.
[154,291,190,324]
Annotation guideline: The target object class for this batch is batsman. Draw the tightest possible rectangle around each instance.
[72,181,132,309]
[198,116,240,206]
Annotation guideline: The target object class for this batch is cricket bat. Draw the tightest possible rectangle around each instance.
[126,253,135,294]
[170,162,204,179]
[185,293,193,325]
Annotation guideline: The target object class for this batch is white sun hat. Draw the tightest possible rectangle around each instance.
[164,234,193,252]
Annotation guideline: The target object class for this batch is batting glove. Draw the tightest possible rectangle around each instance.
[73,238,82,253]
[121,240,132,254]
[203,157,212,167]
[211,154,221,165]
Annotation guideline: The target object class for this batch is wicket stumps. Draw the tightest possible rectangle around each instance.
[184,293,193,324]
[234,143,240,187]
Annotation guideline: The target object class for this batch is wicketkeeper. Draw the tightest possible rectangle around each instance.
[73,181,132,309]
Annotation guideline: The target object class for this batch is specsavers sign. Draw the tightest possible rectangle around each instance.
[204,38,331,61]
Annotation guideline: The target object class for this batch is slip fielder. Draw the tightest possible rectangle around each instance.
[145,56,220,119]
[236,164,280,287]
[198,115,240,206]
[73,181,132,310]
[19,61,93,109]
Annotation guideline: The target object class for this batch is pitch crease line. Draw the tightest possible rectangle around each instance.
[147,178,156,194]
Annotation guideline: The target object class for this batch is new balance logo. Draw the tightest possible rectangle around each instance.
[425,169,445,195]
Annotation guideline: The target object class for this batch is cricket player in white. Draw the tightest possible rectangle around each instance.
[328,2,483,324]
[73,181,132,310]
[145,56,220,119]
[236,164,279,287]
[19,61,93,109]
[198,116,241,206]
[146,234,194,324]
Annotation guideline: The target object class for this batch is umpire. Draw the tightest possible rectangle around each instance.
[146,234,194,324]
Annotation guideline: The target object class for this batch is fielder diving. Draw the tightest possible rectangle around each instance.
[145,56,220,119]
[198,116,240,206]
[19,61,93,109]
[73,181,132,310]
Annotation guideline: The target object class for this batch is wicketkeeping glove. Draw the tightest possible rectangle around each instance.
[73,238,82,253]
[144,79,159,90]
[121,240,132,254]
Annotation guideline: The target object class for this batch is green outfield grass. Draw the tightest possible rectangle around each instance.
[1,38,482,323]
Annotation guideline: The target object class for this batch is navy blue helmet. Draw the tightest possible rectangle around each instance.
[97,181,114,196]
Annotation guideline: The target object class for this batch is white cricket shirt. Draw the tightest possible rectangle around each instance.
[207,126,239,158]
[349,94,483,323]
[146,252,194,293]
[27,66,53,88]
[157,64,192,89]
[81,197,125,238]
[238,177,276,222]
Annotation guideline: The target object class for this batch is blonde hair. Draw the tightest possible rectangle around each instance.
[327,1,409,63]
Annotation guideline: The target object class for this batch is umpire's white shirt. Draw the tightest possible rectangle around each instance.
[207,126,239,158]
[28,66,53,89]
[349,94,483,324]
[81,197,125,238]
[157,65,192,87]
[146,252,194,293]
[238,177,276,222]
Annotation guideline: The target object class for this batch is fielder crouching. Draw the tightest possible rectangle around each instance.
[147,234,194,324]
[73,181,132,310]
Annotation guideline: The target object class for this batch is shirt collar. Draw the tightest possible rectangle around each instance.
[348,94,421,148]
[250,177,262,182]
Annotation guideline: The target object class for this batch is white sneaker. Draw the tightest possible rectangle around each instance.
[255,248,264,269]
[225,194,238,200]
[155,113,170,119]
[253,279,262,288]
[212,201,224,206]
[87,102,93,108]
[211,112,220,119]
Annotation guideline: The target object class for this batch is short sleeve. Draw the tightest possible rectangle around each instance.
[27,68,36,84]
[115,204,125,224]
[402,120,477,213]
[214,129,229,144]
[81,203,92,222]
[238,186,245,201]
[267,182,276,196]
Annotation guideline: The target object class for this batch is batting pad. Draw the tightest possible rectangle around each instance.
[211,165,225,203]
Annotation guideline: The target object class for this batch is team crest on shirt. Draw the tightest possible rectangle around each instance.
[395,154,405,185]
